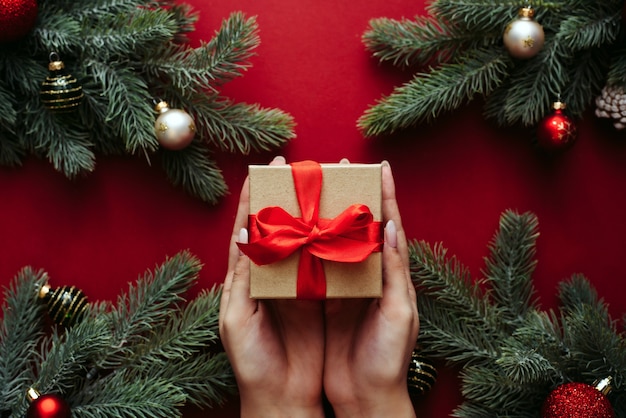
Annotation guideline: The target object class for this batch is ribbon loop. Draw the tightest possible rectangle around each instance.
[239,161,382,299]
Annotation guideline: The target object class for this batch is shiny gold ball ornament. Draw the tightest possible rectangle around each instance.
[503,7,545,59]
[154,101,196,150]
[40,53,83,111]
[39,283,89,327]
[407,348,437,396]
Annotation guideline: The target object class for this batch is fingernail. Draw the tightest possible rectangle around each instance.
[272,156,286,164]
[381,160,390,168]
[239,228,249,244]
[385,220,397,249]
[340,158,350,164]
[238,228,249,255]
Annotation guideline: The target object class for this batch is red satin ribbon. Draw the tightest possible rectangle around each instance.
[238,161,383,299]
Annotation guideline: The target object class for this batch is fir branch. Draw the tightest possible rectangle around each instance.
[358,48,511,136]
[560,289,626,385]
[363,15,496,67]
[0,4,294,203]
[496,340,560,385]
[141,12,259,97]
[509,310,569,374]
[65,0,147,21]
[483,210,540,327]
[410,241,506,365]
[361,0,625,137]
[160,142,228,204]
[0,53,46,98]
[80,9,180,60]
[197,97,296,154]
[34,11,82,55]
[31,313,112,395]
[70,373,186,418]
[558,10,621,51]
[0,268,48,413]
[606,48,626,88]
[10,309,113,417]
[0,84,17,128]
[558,274,605,312]
[97,251,202,370]
[106,287,235,408]
[201,12,260,87]
[563,47,610,116]
[0,133,24,167]
[83,60,157,155]
[20,102,96,177]
[127,287,222,366]
[141,352,235,408]
[484,34,570,127]
[457,365,548,416]
[411,210,626,416]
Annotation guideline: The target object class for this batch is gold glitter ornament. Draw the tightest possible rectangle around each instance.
[40,52,83,111]
[503,7,545,59]
[154,101,196,150]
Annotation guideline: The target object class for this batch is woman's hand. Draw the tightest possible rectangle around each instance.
[323,160,419,418]
[219,156,326,418]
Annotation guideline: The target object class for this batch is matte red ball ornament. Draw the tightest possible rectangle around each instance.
[0,0,38,43]
[26,392,71,418]
[536,101,577,150]
[541,378,615,418]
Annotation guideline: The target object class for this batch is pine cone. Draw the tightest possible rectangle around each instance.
[595,84,626,130]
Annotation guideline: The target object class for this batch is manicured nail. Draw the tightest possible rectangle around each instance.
[385,220,397,249]
[238,228,249,255]
[381,160,390,168]
[340,158,350,164]
[272,156,286,164]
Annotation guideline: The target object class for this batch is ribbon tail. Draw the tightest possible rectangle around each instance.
[296,248,326,300]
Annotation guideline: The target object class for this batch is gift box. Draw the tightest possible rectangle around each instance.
[239,161,383,299]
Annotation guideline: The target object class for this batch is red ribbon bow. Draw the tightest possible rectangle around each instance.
[238,161,383,299]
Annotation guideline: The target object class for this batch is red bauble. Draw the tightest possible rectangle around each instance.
[0,0,38,43]
[536,101,577,151]
[541,382,615,418]
[26,394,71,418]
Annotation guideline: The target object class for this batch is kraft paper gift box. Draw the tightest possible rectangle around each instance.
[240,161,383,299]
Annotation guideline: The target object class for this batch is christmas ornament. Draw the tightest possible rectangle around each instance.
[541,377,615,418]
[26,389,71,418]
[154,101,196,150]
[38,282,88,327]
[536,100,577,150]
[0,0,38,43]
[595,84,626,130]
[503,7,545,59]
[40,53,84,112]
[407,347,437,397]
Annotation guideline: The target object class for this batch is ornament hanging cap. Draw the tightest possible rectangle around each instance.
[154,100,169,113]
[519,6,535,18]
[27,388,40,402]
[48,52,64,71]
[595,377,613,397]
[552,101,566,110]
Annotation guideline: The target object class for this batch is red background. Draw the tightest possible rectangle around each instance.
[2,0,626,416]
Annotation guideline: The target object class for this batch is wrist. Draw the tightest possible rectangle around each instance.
[239,393,325,418]
[330,388,416,418]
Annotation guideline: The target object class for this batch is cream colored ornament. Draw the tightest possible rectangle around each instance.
[154,101,196,150]
[503,7,545,59]
[595,84,626,130]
